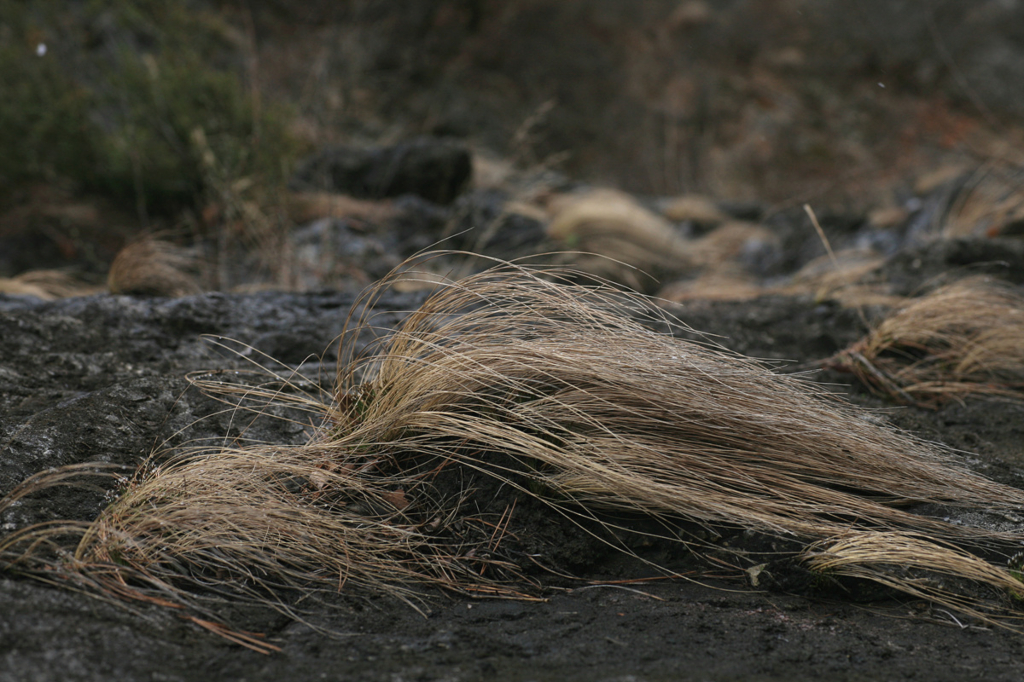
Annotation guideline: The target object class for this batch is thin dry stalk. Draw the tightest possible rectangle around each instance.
[831,277,1024,406]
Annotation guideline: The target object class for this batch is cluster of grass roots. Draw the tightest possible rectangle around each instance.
[3,258,1024,650]
[830,277,1024,407]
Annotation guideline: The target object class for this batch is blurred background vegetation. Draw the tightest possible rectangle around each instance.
[0,0,299,214]
[3,0,1024,286]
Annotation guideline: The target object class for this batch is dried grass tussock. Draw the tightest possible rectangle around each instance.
[545,189,693,284]
[0,269,94,299]
[4,258,1024,643]
[805,532,1024,629]
[83,446,460,600]
[781,249,895,306]
[286,191,399,226]
[337,264,1024,541]
[831,277,1024,406]
[107,237,203,297]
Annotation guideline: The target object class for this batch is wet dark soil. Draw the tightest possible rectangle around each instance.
[3,243,1024,681]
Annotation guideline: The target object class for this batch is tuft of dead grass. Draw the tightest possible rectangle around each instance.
[656,264,762,303]
[657,248,898,308]
[107,237,203,297]
[805,531,1024,630]
[0,269,96,300]
[659,194,729,225]
[333,262,1024,541]
[942,163,1024,238]
[545,189,693,287]
[830,277,1024,406]
[285,191,398,226]
[4,256,1024,645]
[778,249,902,308]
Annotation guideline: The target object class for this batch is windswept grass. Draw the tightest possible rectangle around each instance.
[3,256,1024,647]
[831,277,1024,406]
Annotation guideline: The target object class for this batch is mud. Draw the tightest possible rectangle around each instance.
[3,240,1024,681]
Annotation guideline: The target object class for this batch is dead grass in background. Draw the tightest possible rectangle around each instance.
[107,237,203,297]
[830,277,1024,407]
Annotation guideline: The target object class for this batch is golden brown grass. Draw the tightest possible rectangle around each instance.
[780,249,898,307]
[545,189,693,287]
[107,237,203,297]
[659,194,729,224]
[4,257,1024,646]
[805,531,1024,630]
[831,277,1024,406]
[0,269,96,299]
[657,264,762,303]
[543,190,781,295]
[657,248,898,307]
[942,162,1024,238]
[688,221,775,266]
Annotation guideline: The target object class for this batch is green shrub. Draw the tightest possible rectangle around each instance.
[0,0,300,213]
[98,49,298,213]
[0,45,99,189]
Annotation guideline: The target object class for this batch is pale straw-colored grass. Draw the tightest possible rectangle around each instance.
[107,236,202,297]
[805,531,1024,630]
[545,189,692,287]
[0,269,95,299]
[4,257,1024,646]
[832,276,1024,406]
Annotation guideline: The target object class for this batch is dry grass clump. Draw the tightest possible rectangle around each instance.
[0,425,521,652]
[830,277,1024,406]
[334,264,1024,539]
[107,237,203,297]
[942,163,1024,238]
[688,221,775,266]
[657,265,762,303]
[659,194,730,225]
[545,189,693,287]
[83,446,476,605]
[805,532,1024,629]
[4,258,1024,645]
[544,190,777,294]
[658,248,895,307]
[0,269,95,299]
[777,249,902,308]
